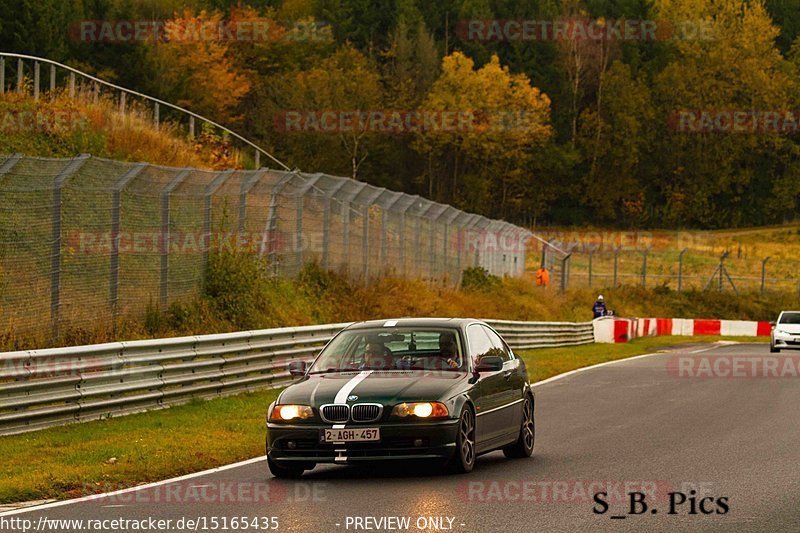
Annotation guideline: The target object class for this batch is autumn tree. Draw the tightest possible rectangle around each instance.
[414,52,552,215]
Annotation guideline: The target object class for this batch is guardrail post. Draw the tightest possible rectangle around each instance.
[160,169,191,308]
[33,61,40,100]
[92,81,99,104]
[119,92,126,115]
[678,248,688,291]
[68,72,75,98]
[49,64,56,97]
[17,58,23,93]
[51,155,90,342]
[110,163,148,328]
[761,256,770,296]
[189,116,195,138]
[154,102,160,130]
[254,149,260,169]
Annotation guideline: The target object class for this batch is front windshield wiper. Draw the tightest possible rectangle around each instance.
[307,368,357,374]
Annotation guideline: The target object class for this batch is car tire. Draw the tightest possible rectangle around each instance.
[447,405,476,474]
[770,343,780,353]
[503,395,535,459]
[268,456,306,479]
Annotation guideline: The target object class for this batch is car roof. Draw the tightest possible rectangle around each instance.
[344,317,482,330]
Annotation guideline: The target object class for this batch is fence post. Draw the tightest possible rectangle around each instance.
[203,170,234,275]
[254,149,260,169]
[642,248,649,287]
[588,251,593,287]
[295,194,304,272]
[69,72,75,98]
[92,82,99,104]
[119,92,126,115]
[321,197,331,269]
[362,205,370,279]
[415,216,422,278]
[160,169,191,308]
[110,163,147,328]
[380,210,388,272]
[678,248,688,291]
[17,58,23,93]
[33,61,40,100]
[189,116,195,138]
[560,254,572,293]
[154,102,160,129]
[238,171,262,234]
[50,155,90,342]
[49,64,56,96]
[761,256,770,296]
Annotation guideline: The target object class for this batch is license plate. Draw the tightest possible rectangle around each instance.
[321,428,380,443]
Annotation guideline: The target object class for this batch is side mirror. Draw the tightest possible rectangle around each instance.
[288,360,307,377]
[475,356,503,373]
[770,321,776,327]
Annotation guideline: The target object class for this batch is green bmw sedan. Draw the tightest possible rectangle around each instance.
[266,318,535,478]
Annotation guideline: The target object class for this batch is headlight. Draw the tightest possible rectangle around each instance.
[391,402,449,418]
[270,404,314,421]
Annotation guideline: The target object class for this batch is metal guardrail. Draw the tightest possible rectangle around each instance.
[0,323,349,436]
[0,320,593,436]
[486,319,595,350]
[0,52,289,170]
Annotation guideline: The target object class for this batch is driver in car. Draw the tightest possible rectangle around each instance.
[438,332,460,369]
[363,341,395,370]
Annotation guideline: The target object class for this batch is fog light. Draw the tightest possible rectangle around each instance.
[287,440,296,450]
[413,438,423,447]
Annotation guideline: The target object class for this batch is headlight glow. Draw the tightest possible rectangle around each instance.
[392,402,449,418]
[270,404,314,421]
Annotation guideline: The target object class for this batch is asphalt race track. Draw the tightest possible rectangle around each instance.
[5,343,800,533]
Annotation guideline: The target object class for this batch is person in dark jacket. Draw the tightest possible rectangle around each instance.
[592,295,608,319]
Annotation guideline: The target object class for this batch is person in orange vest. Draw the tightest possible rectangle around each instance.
[536,266,549,287]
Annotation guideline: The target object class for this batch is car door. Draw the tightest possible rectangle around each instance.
[467,324,509,446]
[482,325,525,437]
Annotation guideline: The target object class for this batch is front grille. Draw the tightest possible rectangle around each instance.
[351,403,383,422]
[321,404,349,423]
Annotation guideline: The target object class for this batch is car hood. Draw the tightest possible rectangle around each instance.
[777,323,800,334]
[279,371,467,406]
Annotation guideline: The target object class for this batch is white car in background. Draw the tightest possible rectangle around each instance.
[770,311,800,353]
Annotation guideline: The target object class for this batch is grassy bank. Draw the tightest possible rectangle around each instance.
[0,92,241,169]
[0,336,761,504]
[3,251,794,351]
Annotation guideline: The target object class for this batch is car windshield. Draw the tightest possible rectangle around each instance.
[309,328,464,373]
[779,313,800,325]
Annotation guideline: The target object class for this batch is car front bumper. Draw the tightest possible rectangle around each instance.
[267,419,459,464]
[772,333,800,349]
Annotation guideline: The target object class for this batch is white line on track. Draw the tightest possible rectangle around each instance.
[1,342,735,516]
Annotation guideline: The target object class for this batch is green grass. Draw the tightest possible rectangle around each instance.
[0,389,280,504]
[0,335,765,505]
